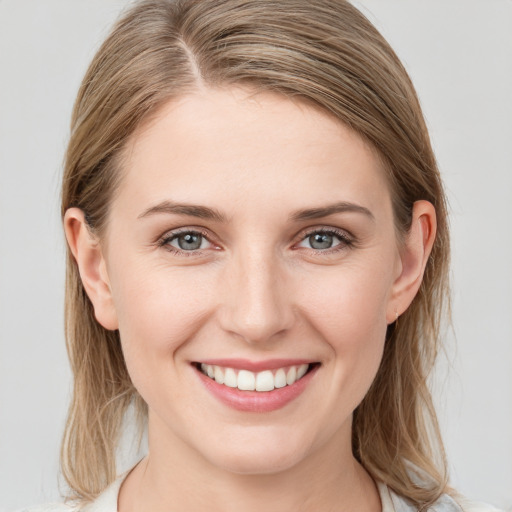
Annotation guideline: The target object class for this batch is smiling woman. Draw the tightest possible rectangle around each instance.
[15,1,505,511]
[67,91,413,492]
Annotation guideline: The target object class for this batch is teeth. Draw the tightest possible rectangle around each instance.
[255,370,274,392]
[286,366,296,385]
[224,368,237,388]
[297,364,308,380]
[274,368,287,388]
[237,370,256,391]
[199,363,311,392]
[214,366,225,385]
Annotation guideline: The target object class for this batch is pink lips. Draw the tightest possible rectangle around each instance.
[200,358,312,371]
[194,359,319,413]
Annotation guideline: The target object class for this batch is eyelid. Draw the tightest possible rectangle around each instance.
[157,227,220,255]
[293,226,354,252]
[155,224,355,257]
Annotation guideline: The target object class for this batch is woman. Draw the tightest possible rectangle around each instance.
[19,0,502,511]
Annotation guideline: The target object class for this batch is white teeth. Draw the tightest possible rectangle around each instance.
[274,368,287,388]
[224,368,237,388]
[297,364,308,380]
[237,370,256,391]
[255,370,274,392]
[286,366,297,385]
[199,363,312,392]
[214,366,224,384]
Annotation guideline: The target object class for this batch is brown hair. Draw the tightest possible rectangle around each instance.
[61,0,450,507]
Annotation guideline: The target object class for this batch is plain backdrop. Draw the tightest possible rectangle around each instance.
[0,1,511,510]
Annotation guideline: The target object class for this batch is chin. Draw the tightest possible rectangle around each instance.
[199,428,311,475]
[214,449,306,476]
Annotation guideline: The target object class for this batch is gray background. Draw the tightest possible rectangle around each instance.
[0,0,511,509]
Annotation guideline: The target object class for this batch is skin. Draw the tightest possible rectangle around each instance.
[65,87,436,512]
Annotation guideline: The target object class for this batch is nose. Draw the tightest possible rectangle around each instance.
[218,249,295,345]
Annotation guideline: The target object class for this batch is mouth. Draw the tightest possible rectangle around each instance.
[192,360,320,412]
[194,361,318,392]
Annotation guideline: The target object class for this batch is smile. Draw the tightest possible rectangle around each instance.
[199,363,310,392]
[193,360,320,412]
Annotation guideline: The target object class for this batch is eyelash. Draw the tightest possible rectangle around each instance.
[296,227,354,255]
[156,227,354,257]
[157,228,214,257]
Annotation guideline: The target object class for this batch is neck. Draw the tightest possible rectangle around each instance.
[119,415,381,512]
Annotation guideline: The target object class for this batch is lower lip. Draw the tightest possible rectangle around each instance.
[195,365,319,413]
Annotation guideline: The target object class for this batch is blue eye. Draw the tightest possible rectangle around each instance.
[158,227,351,256]
[172,232,204,250]
[297,229,351,251]
[308,232,337,250]
[161,230,213,252]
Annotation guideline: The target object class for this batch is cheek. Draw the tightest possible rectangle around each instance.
[301,260,392,342]
[108,261,216,383]
[298,259,392,393]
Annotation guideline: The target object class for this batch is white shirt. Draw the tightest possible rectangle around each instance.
[16,472,504,512]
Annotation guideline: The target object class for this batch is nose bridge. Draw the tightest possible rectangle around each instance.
[219,245,293,344]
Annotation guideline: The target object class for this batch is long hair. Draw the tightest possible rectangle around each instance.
[61,0,451,506]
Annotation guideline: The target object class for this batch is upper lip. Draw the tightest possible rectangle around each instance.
[194,358,317,372]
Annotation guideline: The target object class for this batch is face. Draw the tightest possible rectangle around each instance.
[91,88,406,475]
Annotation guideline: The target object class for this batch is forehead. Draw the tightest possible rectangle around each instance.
[117,87,390,218]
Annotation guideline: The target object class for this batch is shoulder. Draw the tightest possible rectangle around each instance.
[380,482,505,512]
[15,469,127,512]
[454,496,506,512]
[431,492,506,512]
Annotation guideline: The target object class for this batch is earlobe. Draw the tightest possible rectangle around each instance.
[387,200,437,323]
[64,208,119,330]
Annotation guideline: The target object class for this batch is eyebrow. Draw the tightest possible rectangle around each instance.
[138,200,374,223]
[138,200,226,222]
[289,201,375,222]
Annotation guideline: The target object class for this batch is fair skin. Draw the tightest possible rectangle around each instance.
[65,87,436,512]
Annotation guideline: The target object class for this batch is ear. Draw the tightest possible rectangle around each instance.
[64,208,119,330]
[386,200,437,324]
